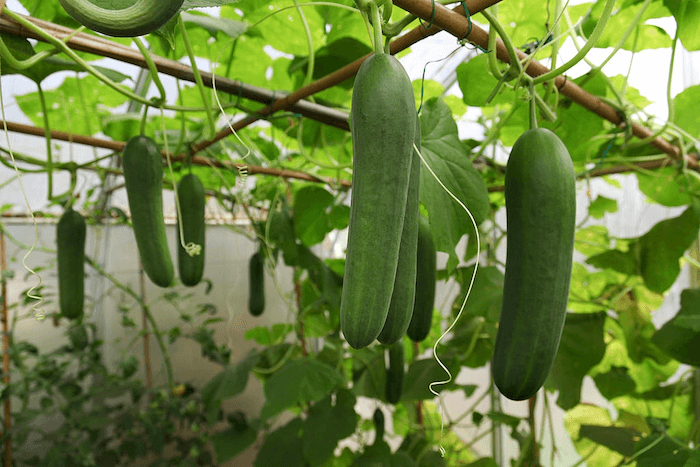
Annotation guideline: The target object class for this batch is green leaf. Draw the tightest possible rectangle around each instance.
[244,323,294,345]
[664,0,700,51]
[302,389,358,467]
[683,451,700,467]
[674,85,700,142]
[254,418,306,467]
[181,11,247,38]
[651,288,700,366]
[260,358,343,420]
[465,459,498,467]
[547,312,607,410]
[351,440,392,466]
[201,350,259,406]
[401,358,459,400]
[586,248,638,276]
[211,421,259,464]
[579,425,639,457]
[565,404,625,467]
[294,186,334,246]
[635,207,700,293]
[588,195,619,219]
[456,54,500,107]
[636,167,697,207]
[419,98,490,270]
[593,366,637,399]
[634,433,691,467]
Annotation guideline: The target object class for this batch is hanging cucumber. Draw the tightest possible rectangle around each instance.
[122,135,174,288]
[248,248,265,317]
[56,208,86,320]
[57,0,184,37]
[340,52,417,350]
[385,341,405,404]
[176,174,205,287]
[377,115,421,345]
[406,215,437,343]
[492,128,576,401]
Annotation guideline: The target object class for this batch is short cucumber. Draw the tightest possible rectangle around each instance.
[406,215,437,343]
[377,115,421,345]
[340,52,417,349]
[385,341,405,404]
[176,174,205,287]
[122,135,174,288]
[492,128,576,401]
[56,208,86,320]
[248,249,265,317]
[57,0,184,37]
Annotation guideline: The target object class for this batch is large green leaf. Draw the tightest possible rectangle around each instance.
[418,97,490,270]
[651,288,700,366]
[200,350,259,420]
[547,312,607,409]
[254,418,306,467]
[260,358,344,420]
[664,0,700,51]
[634,433,692,466]
[294,185,334,246]
[579,425,640,457]
[302,389,358,467]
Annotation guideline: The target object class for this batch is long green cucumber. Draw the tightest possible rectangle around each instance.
[176,174,205,287]
[57,0,184,37]
[340,52,417,349]
[56,208,86,320]
[122,135,174,288]
[248,249,265,317]
[406,215,437,343]
[492,128,576,401]
[385,341,405,404]
[377,116,421,345]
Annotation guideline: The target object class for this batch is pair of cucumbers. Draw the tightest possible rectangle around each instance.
[121,136,205,289]
[339,52,420,350]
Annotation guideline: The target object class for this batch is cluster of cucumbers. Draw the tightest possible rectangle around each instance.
[341,48,576,402]
[56,135,206,320]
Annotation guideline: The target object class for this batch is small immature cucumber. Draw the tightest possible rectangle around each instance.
[176,174,205,287]
[340,52,417,349]
[57,0,184,37]
[56,208,86,320]
[378,115,421,345]
[248,249,265,317]
[122,135,174,288]
[492,128,576,401]
[372,408,385,444]
[385,341,405,404]
[406,215,437,343]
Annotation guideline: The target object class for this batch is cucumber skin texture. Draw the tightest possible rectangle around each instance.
[248,251,265,317]
[57,0,184,37]
[57,209,86,320]
[378,116,421,344]
[122,135,174,288]
[340,52,417,350]
[492,128,576,401]
[407,215,437,343]
[385,341,405,404]
[176,174,205,287]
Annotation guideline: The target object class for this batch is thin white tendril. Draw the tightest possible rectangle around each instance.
[0,59,45,320]
[416,141,481,456]
[159,107,201,258]
[211,40,252,189]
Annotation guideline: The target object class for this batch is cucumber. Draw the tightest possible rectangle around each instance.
[385,341,405,404]
[340,52,417,349]
[492,128,576,401]
[406,215,437,343]
[176,174,205,287]
[372,408,385,444]
[57,0,184,37]
[248,249,265,317]
[56,208,86,320]
[378,115,421,345]
[122,135,174,288]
